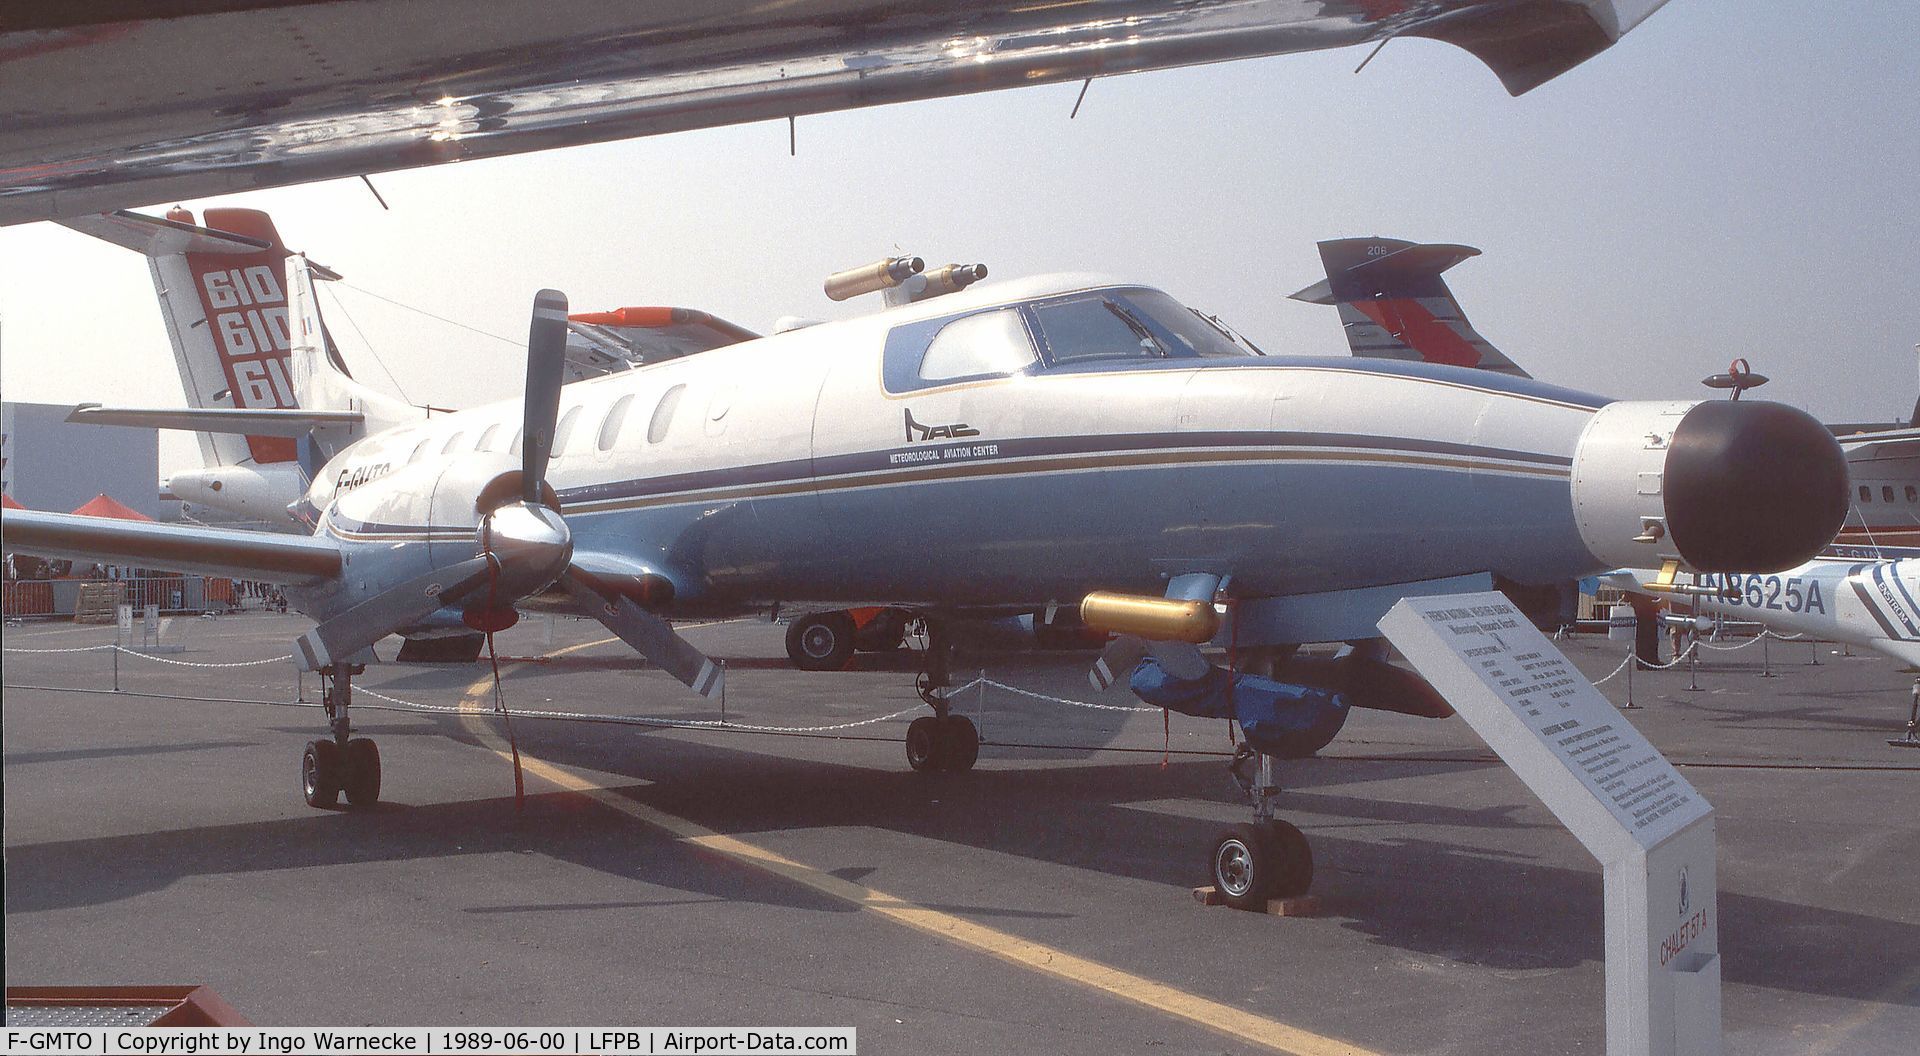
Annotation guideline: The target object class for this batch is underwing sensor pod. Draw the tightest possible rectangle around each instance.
[1570,399,1848,573]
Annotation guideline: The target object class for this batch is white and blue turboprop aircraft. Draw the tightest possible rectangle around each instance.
[3,252,1849,904]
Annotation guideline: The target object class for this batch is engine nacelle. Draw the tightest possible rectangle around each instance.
[1571,399,1846,573]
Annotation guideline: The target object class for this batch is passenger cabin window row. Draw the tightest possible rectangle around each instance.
[1856,484,1920,504]
[386,383,688,468]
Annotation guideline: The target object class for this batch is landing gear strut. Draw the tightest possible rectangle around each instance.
[907,619,979,772]
[1891,678,1920,749]
[1209,745,1312,909]
[302,663,381,808]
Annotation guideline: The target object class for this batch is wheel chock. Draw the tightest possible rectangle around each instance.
[1191,886,1322,917]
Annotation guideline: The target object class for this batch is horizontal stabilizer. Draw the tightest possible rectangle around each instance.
[1291,236,1528,377]
[1,509,341,584]
[68,404,363,437]
[58,209,345,279]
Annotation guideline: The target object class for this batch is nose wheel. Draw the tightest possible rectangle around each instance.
[303,664,381,808]
[905,617,980,773]
[906,714,979,772]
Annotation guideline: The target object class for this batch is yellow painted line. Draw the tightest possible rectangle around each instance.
[454,645,1380,1056]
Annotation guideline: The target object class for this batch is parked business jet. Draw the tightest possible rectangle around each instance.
[4,251,1847,902]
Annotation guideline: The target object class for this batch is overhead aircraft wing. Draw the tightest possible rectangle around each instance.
[1,1,1671,225]
[1,509,341,585]
[68,404,365,437]
[1838,427,1920,459]
[564,307,761,379]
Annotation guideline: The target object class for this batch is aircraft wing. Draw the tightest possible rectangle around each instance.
[68,405,365,437]
[2,1,1670,225]
[564,307,761,378]
[1,509,341,584]
[1838,427,1920,459]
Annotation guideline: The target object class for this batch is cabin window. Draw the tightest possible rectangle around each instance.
[476,424,500,451]
[1029,295,1167,365]
[918,309,1037,383]
[1884,485,1896,503]
[409,438,432,464]
[441,431,465,455]
[551,407,582,455]
[599,394,635,451]
[1907,485,1917,503]
[648,385,686,444]
[1860,485,1873,503]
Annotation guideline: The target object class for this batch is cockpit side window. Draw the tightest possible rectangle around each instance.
[1029,295,1167,366]
[918,309,1038,383]
[1117,289,1261,358]
[883,308,1040,393]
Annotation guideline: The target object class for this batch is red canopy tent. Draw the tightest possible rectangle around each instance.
[70,493,154,521]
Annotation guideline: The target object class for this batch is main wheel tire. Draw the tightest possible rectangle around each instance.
[786,612,857,671]
[302,739,342,808]
[935,714,979,772]
[1267,819,1314,897]
[905,716,940,772]
[343,737,382,807]
[1211,822,1278,910]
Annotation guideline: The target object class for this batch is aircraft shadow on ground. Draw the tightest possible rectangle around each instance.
[11,723,1915,1008]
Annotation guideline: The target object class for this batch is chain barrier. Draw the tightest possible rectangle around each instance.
[2,642,294,667]
[355,684,927,734]
[971,677,1161,713]
[1589,650,1639,686]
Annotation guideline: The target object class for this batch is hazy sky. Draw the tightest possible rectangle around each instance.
[3,0,1916,475]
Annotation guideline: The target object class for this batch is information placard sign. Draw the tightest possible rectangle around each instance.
[1381,591,1720,1056]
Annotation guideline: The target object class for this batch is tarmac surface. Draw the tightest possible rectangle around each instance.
[4,611,1917,1054]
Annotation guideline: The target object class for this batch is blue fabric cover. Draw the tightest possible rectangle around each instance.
[1129,658,1349,756]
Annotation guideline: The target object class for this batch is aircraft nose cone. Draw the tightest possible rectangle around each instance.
[1664,400,1847,572]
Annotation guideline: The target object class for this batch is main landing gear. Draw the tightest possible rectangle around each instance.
[906,618,979,773]
[302,663,382,808]
[1209,745,1313,909]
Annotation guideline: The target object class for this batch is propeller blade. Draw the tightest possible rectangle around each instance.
[561,571,723,698]
[294,556,495,671]
[523,289,570,503]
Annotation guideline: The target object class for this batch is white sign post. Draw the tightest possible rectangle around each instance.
[1380,592,1721,1056]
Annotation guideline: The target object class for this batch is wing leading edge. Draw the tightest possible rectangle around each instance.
[1,0,1671,225]
[2,510,341,584]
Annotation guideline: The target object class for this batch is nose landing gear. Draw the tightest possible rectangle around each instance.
[906,618,980,773]
[302,663,382,808]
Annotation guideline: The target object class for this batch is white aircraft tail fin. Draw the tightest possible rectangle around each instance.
[58,207,320,468]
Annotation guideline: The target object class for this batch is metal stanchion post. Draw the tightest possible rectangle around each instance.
[1761,633,1776,678]
[1890,679,1920,749]
[1687,636,1700,692]
[977,668,987,739]
[719,659,728,724]
[1808,638,1821,666]
[112,644,119,693]
[1623,643,1638,709]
